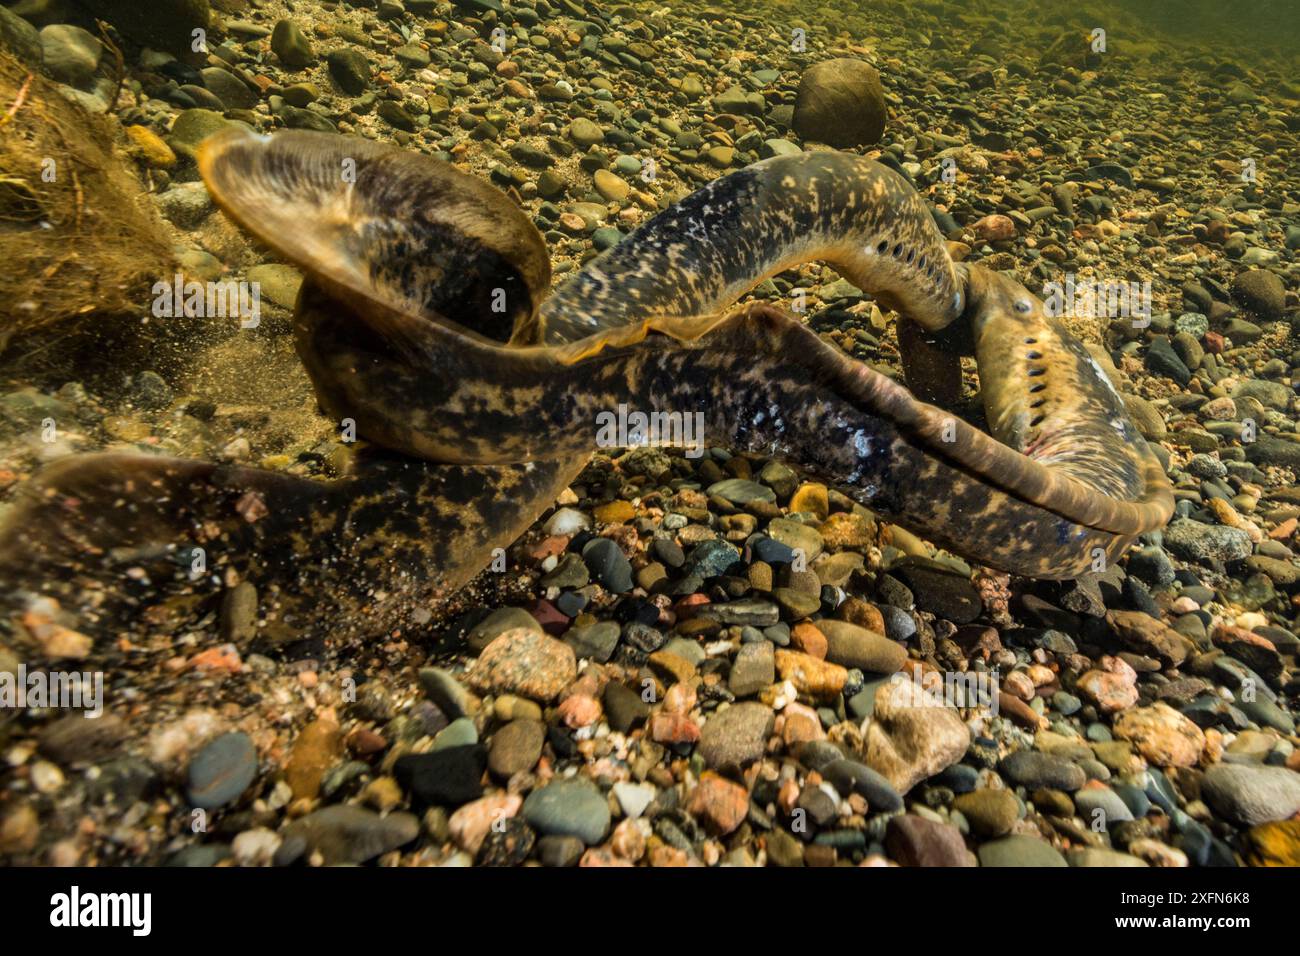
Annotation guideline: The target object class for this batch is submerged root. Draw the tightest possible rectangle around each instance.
[0,45,171,353]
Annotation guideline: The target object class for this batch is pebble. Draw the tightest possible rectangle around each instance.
[707,478,775,506]
[450,793,521,855]
[1242,820,1300,866]
[167,108,242,161]
[999,751,1087,791]
[537,834,585,868]
[245,264,303,310]
[156,181,212,228]
[201,67,257,110]
[278,806,418,866]
[863,677,970,793]
[766,518,824,561]
[820,758,904,812]
[468,606,541,651]
[972,214,1017,242]
[685,774,750,835]
[817,620,908,673]
[729,640,775,697]
[544,507,590,535]
[418,667,473,720]
[186,732,258,810]
[1163,518,1253,563]
[124,124,177,168]
[1074,787,1135,828]
[1077,658,1139,713]
[1201,764,1300,826]
[231,828,281,867]
[774,648,847,701]
[431,717,478,751]
[890,557,981,623]
[522,778,610,846]
[477,818,535,867]
[38,714,125,764]
[699,703,774,771]
[1230,269,1286,320]
[978,835,1068,867]
[568,117,605,148]
[467,627,576,701]
[611,782,655,820]
[592,169,629,203]
[326,48,371,94]
[40,23,102,88]
[884,815,974,867]
[952,788,1020,837]
[393,745,486,806]
[878,605,917,642]
[581,537,633,593]
[285,718,342,799]
[1112,703,1206,768]
[270,19,315,69]
[563,620,620,663]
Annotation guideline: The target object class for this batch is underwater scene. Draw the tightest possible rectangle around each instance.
[0,0,1299,889]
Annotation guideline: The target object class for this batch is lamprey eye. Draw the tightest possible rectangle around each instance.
[1015,300,1031,313]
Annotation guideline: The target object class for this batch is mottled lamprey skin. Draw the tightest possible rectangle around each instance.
[0,128,1173,645]
[298,283,1158,583]
[538,150,966,340]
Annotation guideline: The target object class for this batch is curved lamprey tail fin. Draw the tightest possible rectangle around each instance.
[0,452,586,645]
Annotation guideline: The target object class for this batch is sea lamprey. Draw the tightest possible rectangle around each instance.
[0,130,1172,642]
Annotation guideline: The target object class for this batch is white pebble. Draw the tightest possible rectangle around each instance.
[232,828,282,866]
[543,507,591,535]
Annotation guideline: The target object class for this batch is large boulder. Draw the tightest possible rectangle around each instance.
[75,0,211,56]
[793,58,887,148]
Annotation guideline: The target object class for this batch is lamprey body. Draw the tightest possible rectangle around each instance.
[0,130,1171,644]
